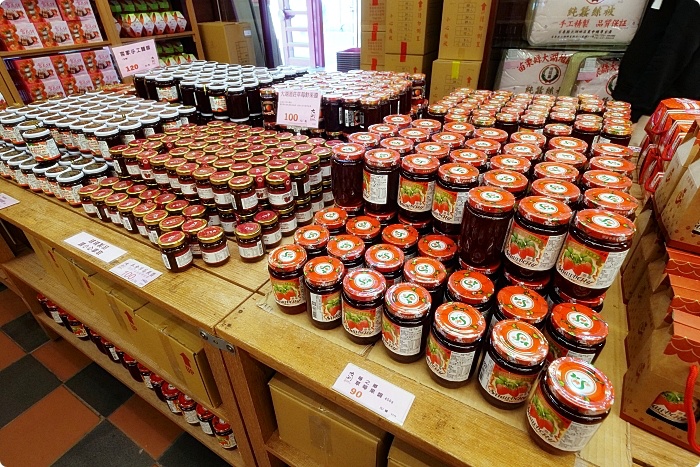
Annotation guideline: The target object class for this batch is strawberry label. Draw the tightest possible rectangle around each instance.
[431,186,468,224]
[362,170,389,204]
[478,353,536,403]
[505,220,566,271]
[398,177,435,213]
[342,302,382,337]
[426,334,477,382]
[309,291,341,322]
[555,236,627,289]
[271,276,306,307]
[646,391,700,430]
[382,320,423,356]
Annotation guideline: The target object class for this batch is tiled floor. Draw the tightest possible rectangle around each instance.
[0,286,230,467]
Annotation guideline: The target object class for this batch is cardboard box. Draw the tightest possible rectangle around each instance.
[21,0,61,22]
[84,275,128,334]
[438,0,490,61]
[659,161,700,254]
[385,0,443,56]
[647,98,700,137]
[107,286,148,339]
[621,229,664,302]
[654,121,700,211]
[361,0,386,31]
[495,49,573,95]
[387,439,450,467]
[269,374,389,467]
[34,20,74,47]
[361,29,385,67]
[198,22,256,65]
[384,52,437,75]
[429,59,481,101]
[361,63,385,71]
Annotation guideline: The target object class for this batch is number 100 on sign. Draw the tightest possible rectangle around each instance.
[276,89,322,128]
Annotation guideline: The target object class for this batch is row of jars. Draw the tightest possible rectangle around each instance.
[37,294,236,450]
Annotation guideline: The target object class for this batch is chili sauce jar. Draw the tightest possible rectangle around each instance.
[431,163,479,237]
[478,319,549,409]
[362,148,401,215]
[403,257,448,312]
[526,357,613,454]
[158,231,194,273]
[426,302,487,388]
[543,303,608,365]
[235,222,265,262]
[268,244,308,314]
[313,206,348,236]
[364,243,405,286]
[303,256,346,330]
[445,270,495,319]
[397,154,440,223]
[327,234,366,272]
[198,226,231,267]
[345,216,382,246]
[341,268,387,345]
[382,283,432,363]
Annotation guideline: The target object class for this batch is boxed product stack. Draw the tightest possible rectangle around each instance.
[110,0,188,38]
[155,40,196,66]
[7,49,120,102]
[360,0,385,70]
[495,49,574,96]
[570,55,623,102]
[429,0,489,101]
[0,0,104,51]
[384,0,442,76]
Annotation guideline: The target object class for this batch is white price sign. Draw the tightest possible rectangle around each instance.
[276,88,322,128]
[110,259,162,288]
[64,232,126,263]
[111,39,159,77]
[0,193,19,209]
[332,363,415,425]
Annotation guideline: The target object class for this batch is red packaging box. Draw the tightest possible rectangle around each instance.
[58,0,95,21]
[35,19,73,47]
[21,0,61,21]
[10,56,58,84]
[23,78,65,102]
[666,247,700,281]
[0,1,29,23]
[63,52,88,76]
[49,54,70,78]
[646,98,700,136]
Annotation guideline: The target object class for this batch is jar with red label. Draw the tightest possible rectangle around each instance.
[449,149,488,174]
[158,231,194,272]
[502,143,543,162]
[294,224,331,259]
[364,244,404,286]
[314,206,348,235]
[492,285,549,333]
[251,211,280,250]
[235,222,265,262]
[445,270,495,318]
[478,319,549,409]
[228,175,258,216]
[430,163,479,237]
[161,383,182,414]
[582,188,638,219]
[303,256,346,329]
[489,155,532,176]
[580,170,632,193]
[342,268,387,345]
[331,143,365,212]
[101,339,122,363]
[382,223,419,259]
[397,154,439,223]
[588,156,635,178]
[426,302,487,387]
[362,149,401,215]
[177,393,199,425]
[266,171,294,210]
[418,234,458,273]
[554,209,635,300]
[465,138,501,157]
[196,404,215,435]
[383,283,432,363]
[482,170,529,201]
[118,198,141,233]
[403,257,448,312]
[543,303,608,365]
[66,314,89,340]
[268,244,308,314]
[327,234,366,272]
[543,149,587,170]
[213,418,237,449]
[198,226,231,267]
[526,357,614,454]
[475,128,509,145]
[510,131,546,149]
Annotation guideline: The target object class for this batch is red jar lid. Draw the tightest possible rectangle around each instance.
[545,357,614,415]
[467,186,516,213]
[403,257,447,288]
[265,171,290,186]
[415,142,450,160]
[443,122,475,136]
[581,170,633,192]
[113,180,134,191]
[521,114,546,126]
[446,270,494,305]
[364,244,404,273]
[213,418,231,432]
[280,152,300,163]
[449,149,487,168]
[253,210,279,226]
[118,198,141,211]
[384,283,432,319]
[544,123,572,137]
[160,215,185,230]
[106,192,129,205]
[299,154,320,167]
[482,170,529,194]
[573,209,636,242]
[384,115,412,128]
[167,199,189,212]
[548,136,588,154]
[583,188,638,217]
[497,285,549,324]
[342,268,387,302]
[437,163,478,185]
[314,207,348,230]
[589,156,635,176]
[431,132,465,149]
[154,194,176,208]
[464,137,501,155]
[364,149,401,168]
[182,218,208,234]
[543,149,587,169]
[433,302,486,344]
[368,123,399,138]
[348,132,380,148]
[303,256,345,287]
[332,143,365,161]
[411,118,442,133]
[178,393,196,410]
[529,178,581,204]
[158,230,186,248]
[502,143,542,161]
[382,224,419,248]
[161,383,180,398]
[474,128,508,144]
[183,204,206,218]
[381,137,414,152]
[490,155,531,174]
[510,131,546,148]
[417,234,457,261]
[592,142,633,159]
[99,176,120,187]
[133,202,157,217]
[294,224,331,249]
[574,120,602,132]
[268,244,308,272]
[235,223,261,240]
[401,154,440,175]
[517,196,573,226]
[197,226,225,242]
[78,184,100,196]
[491,319,549,366]
[327,234,366,261]
[346,216,381,240]
[550,303,608,346]
[533,162,579,182]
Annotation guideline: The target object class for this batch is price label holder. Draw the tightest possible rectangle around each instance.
[276,88,322,128]
[65,232,126,263]
[110,259,161,288]
[0,193,19,209]
[332,363,415,425]
[111,39,159,77]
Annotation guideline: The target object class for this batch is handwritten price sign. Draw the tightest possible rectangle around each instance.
[111,39,159,77]
[276,88,322,128]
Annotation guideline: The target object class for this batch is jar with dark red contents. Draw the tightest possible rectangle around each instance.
[580,170,632,193]
[268,244,308,314]
[588,156,635,178]
[213,418,237,449]
[418,234,458,274]
[403,256,448,312]
[149,373,166,401]
[266,172,294,210]
[252,210,280,250]
[164,157,186,193]
[342,268,387,345]
[474,128,509,145]
[364,243,405,286]
[327,234,366,272]
[529,180,580,212]
[445,269,495,319]
[465,137,501,157]
[158,231,194,272]
[101,339,121,363]
[397,154,439,223]
[483,170,530,202]
[299,154,321,189]
[120,354,142,382]
[554,209,635,301]
[381,223,418,259]
[78,184,100,217]
[449,149,488,174]
[429,163,479,237]
[362,148,400,215]
[311,205,345,234]
[207,171,233,210]
[190,167,215,203]
[495,112,519,135]
[182,218,208,257]
[345,216,381,246]
[286,162,310,200]
[491,285,550,334]
[571,120,601,154]
[381,135,415,156]
[91,188,113,222]
[412,119,441,134]
[118,198,141,233]
[160,383,183,415]
[543,124,573,143]
[548,136,588,155]
[66,314,88,340]
[385,114,412,128]
[598,122,632,147]
[144,210,168,245]
[383,283,432,362]
[510,131,546,149]
[196,404,215,435]
[348,132,380,149]
[177,393,199,425]
[247,166,270,205]
[235,222,266,262]
[294,224,331,259]
[303,256,346,329]
[477,319,549,409]
[489,155,531,176]
[154,193,176,210]
[519,114,546,133]
[105,193,128,225]
[543,303,608,365]
[310,186,324,213]
[277,205,297,236]
[543,150,587,171]
[228,175,257,216]
[582,188,638,219]
[294,197,312,226]
[197,226,230,266]
[591,142,634,160]
[426,302,487,388]
[57,169,85,206]
[331,143,365,212]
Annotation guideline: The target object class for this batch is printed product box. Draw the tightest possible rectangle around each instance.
[120,13,144,37]
[666,247,700,281]
[73,73,95,92]
[23,78,65,101]
[438,0,491,61]
[35,20,74,47]
[137,11,155,36]
[659,162,700,254]
[621,228,664,302]
[495,49,573,95]
[385,0,442,55]
[14,22,43,49]
[107,286,148,339]
[64,52,88,76]
[78,18,103,42]
[571,56,621,101]
[49,53,70,77]
[21,0,61,22]
[361,0,385,31]
[429,59,481,101]
[0,1,29,23]
[646,98,700,137]
[10,57,58,84]
[59,75,79,95]
[361,29,384,68]
[163,10,187,34]
[59,0,95,20]
[150,11,166,34]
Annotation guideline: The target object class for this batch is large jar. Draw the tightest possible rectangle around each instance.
[294,224,331,259]
[345,216,382,246]
[417,235,458,274]
[313,206,348,236]
[268,244,308,314]
[431,163,479,237]
[582,188,639,220]
[362,148,400,215]
[444,270,495,319]
[554,209,635,301]
[331,143,365,212]
[580,170,633,193]
[529,178,581,210]
[303,256,346,330]
[341,268,387,345]
[543,303,608,365]
[382,223,419,259]
[382,283,432,363]
[403,256,448,312]
[491,285,550,333]
[327,234,366,272]
[364,243,405,286]
[397,154,440,223]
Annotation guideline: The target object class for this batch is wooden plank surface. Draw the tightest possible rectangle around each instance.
[631,426,699,467]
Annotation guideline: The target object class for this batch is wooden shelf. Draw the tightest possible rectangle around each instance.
[265,431,322,467]
[33,312,244,467]
[0,41,111,59]
[121,31,196,43]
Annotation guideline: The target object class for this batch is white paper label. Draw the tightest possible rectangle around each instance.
[110,259,162,288]
[363,172,388,204]
[202,247,230,264]
[276,88,322,128]
[0,193,19,209]
[65,232,126,262]
[111,39,159,77]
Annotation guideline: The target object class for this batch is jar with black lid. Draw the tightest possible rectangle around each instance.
[322,94,343,137]
[158,231,194,272]
[397,154,440,223]
[23,128,60,162]
[362,148,400,215]
[155,75,179,103]
[56,169,85,206]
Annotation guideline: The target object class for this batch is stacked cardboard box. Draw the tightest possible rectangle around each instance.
[360,0,385,70]
[198,22,256,65]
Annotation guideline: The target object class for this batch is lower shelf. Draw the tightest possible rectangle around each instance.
[34,312,244,467]
[266,431,322,467]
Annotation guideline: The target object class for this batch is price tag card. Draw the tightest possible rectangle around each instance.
[0,193,19,209]
[111,39,159,77]
[332,363,415,425]
[65,232,126,263]
[276,88,322,128]
[110,259,162,288]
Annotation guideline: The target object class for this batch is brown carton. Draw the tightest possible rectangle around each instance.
[429,58,481,101]
[198,21,256,65]
[387,439,450,467]
[659,159,700,254]
[107,286,148,343]
[654,120,700,212]
[384,52,437,75]
[361,29,385,67]
[269,374,389,466]
[361,0,386,31]
[385,0,443,56]
[438,0,490,61]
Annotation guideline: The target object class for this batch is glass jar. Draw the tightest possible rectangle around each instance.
[364,243,404,286]
[226,85,250,123]
[310,186,324,214]
[580,170,633,193]
[213,418,237,450]
[118,198,141,233]
[295,197,313,226]
[431,163,479,237]
[445,270,495,318]
[299,154,322,189]
[45,166,69,198]
[477,319,548,409]
[417,234,458,273]
[582,188,638,219]
[382,283,432,363]
[197,405,215,435]
[292,224,329,259]
[235,222,265,262]
[361,96,382,129]
[554,209,635,301]
[529,179,581,210]
[228,175,257,216]
[286,162,310,200]
[382,223,419,259]
[182,218,208,257]
[588,156,635,178]
[304,256,346,329]
[591,142,634,160]
[278,205,298,236]
[155,75,179,102]
[57,169,85,206]
[341,268,387,345]
[260,87,278,129]
[140,114,161,137]
[526,357,614,454]
[489,155,532,176]
[206,84,228,119]
[543,303,608,365]
[327,234,366,272]
[78,184,100,217]
[543,150,587,171]
[268,244,308,314]
[458,186,516,268]
[571,120,601,155]
[403,256,448,311]
[362,148,400,215]
[449,149,488,175]
[144,209,168,245]
[207,170,232,210]
[266,172,294,210]
[158,231,194,273]
[397,154,440,223]
[492,285,550,333]
[426,302,487,388]
[198,226,231,266]
[343,95,362,136]
[345,216,381,246]
[331,143,365,212]
[23,128,60,162]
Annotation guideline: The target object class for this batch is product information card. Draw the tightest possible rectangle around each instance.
[0,193,19,209]
[276,88,322,128]
[110,259,162,288]
[64,232,126,263]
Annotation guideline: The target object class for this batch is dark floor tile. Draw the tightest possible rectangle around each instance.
[0,354,60,428]
[158,433,230,467]
[52,420,153,467]
[65,363,133,416]
[1,312,49,352]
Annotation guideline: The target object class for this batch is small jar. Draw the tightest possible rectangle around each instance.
[179,394,199,425]
[174,163,197,201]
[182,218,208,257]
[91,188,114,222]
[106,193,129,225]
[119,121,143,145]
[235,222,265,262]
[445,270,495,318]
[150,374,166,401]
[155,193,177,210]
[310,186,324,214]
[344,216,380,246]
[322,179,334,206]
[137,363,151,386]
[83,162,110,185]
[66,315,89,340]
[118,198,141,233]
[383,283,432,362]
[587,156,635,178]
[248,166,270,206]
[543,150,587,171]
[327,234,366,272]
[230,175,259,216]
[313,206,348,236]
[209,171,234,210]
[140,114,161,137]
[197,405,215,435]
[213,418,237,450]
[208,84,228,118]
[95,127,122,160]
[343,95,362,136]
[543,123,573,143]
[155,75,179,102]
[403,256,448,311]
[266,172,294,210]
[286,162,311,200]
[268,244,308,314]
[362,148,401,215]
[382,223,419,259]
[526,357,613,454]
[278,205,298,236]
[492,285,550,332]
[101,339,121,363]
[255,210,282,250]
[161,383,183,414]
[449,149,488,174]
[295,197,313,226]
[397,154,440,222]
[364,243,404,286]
[510,131,546,149]
[121,354,142,382]
[47,166,71,198]
[294,224,331,259]
[304,256,346,329]
[417,235,458,273]
[78,184,100,217]
[23,127,60,162]
[426,302,487,388]
[300,154,322,189]
[477,319,549,409]
[341,268,387,345]
[158,231,194,272]
[144,210,169,245]
[133,203,157,237]
[543,303,608,365]
[198,226,231,266]
[20,159,39,191]
[57,169,85,206]
[160,215,186,234]
[490,155,532,176]
[431,163,479,237]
